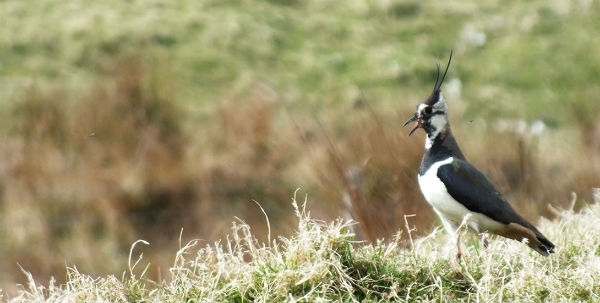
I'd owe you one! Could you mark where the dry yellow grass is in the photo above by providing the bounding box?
[6,192,600,302]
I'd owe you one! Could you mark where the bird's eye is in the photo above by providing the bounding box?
[423,106,432,115]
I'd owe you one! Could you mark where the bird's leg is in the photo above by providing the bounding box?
[455,232,463,260]
[481,233,489,250]
[438,216,462,259]
[455,214,472,260]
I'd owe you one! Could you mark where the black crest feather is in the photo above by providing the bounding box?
[425,51,452,106]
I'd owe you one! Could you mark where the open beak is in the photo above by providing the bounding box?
[402,115,421,136]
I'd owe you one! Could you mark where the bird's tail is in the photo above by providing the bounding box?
[497,222,555,256]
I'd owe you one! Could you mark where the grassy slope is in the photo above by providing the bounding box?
[2,1,598,120]
[8,196,600,303]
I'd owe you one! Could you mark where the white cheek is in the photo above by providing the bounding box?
[424,114,447,149]
[428,114,446,134]
[429,115,446,129]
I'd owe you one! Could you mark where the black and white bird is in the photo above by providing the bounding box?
[403,52,555,257]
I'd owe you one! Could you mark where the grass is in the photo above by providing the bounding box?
[0,0,600,298]
[7,194,600,302]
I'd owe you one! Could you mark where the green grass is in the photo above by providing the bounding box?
[3,0,597,120]
[8,196,600,302]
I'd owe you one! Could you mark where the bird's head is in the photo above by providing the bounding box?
[403,51,452,137]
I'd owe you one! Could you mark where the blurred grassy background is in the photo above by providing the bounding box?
[0,0,599,293]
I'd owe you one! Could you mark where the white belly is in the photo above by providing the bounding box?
[418,157,504,233]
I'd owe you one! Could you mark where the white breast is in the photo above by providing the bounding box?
[417,157,504,233]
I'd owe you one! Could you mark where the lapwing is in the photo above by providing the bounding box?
[403,52,555,257]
